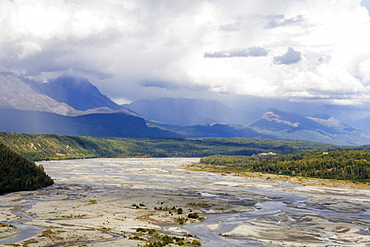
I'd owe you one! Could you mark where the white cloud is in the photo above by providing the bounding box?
[273,47,301,65]
[17,42,42,59]
[1,0,370,106]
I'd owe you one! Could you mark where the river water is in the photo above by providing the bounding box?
[1,158,370,246]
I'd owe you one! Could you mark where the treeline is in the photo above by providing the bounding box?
[200,150,370,182]
[0,132,346,161]
[0,140,53,194]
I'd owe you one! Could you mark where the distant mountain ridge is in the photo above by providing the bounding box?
[250,108,342,134]
[0,109,174,138]
[125,98,247,126]
[157,122,274,139]
[249,108,370,145]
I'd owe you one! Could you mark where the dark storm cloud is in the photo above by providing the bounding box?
[264,15,305,29]
[273,47,302,65]
[204,47,268,58]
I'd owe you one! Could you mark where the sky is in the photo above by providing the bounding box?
[1,0,370,106]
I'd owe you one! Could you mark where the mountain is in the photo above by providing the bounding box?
[125,98,254,126]
[0,73,173,138]
[157,122,273,139]
[0,140,53,194]
[1,72,370,144]
[0,109,175,138]
[354,116,370,132]
[39,75,123,111]
[0,72,76,115]
[249,108,370,145]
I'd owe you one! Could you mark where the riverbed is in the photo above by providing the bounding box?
[1,158,370,246]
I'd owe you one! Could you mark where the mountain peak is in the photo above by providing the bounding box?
[311,113,331,120]
[260,109,300,128]
[0,73,76,115]
[40,75,122,111]
[307,116,343,128]
[54,74,91,87]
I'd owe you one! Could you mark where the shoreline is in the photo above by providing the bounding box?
[187,164,370,191]
[0,223,19,242]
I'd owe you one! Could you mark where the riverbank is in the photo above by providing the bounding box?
[0,223,18,240]
[188,163,370,191]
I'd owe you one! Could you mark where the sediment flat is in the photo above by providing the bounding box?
[1,158,370,247]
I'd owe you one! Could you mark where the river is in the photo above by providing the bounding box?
[1,158,370,246]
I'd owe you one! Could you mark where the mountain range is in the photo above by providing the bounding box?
[1,72,370,145]
[249,109,368,145]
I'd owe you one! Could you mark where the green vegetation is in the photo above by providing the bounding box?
[136,228,157,234]
[0,140,53,194]
[0,132,351,161]
[187,213,200,219]
[133,228,201,246]
[39,229,59,237]
[177,217,187,225]
[200,150,370,182]
[87,199,97,205]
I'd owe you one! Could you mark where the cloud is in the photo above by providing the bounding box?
[273,47,302,65]
[204,47,268,58]
[0,0,370,107]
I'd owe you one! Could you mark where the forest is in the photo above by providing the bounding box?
[200,150,370,182]
[0,140,53,194]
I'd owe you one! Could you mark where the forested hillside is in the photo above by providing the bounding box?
[0,140,53,194]
[2,131,369,186]
[0,132,343,161]
[200,150,370,182]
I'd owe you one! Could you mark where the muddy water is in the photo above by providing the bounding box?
[2,158,370,246]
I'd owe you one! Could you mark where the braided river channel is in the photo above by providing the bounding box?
[1,158,370,246]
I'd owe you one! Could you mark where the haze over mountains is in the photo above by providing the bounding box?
[1,73,370,145]
[126,98,242,126]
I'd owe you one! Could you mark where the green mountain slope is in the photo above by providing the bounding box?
[0,140,53,194]
[0,132,347,162]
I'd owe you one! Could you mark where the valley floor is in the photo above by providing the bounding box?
[1,158,370,246]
